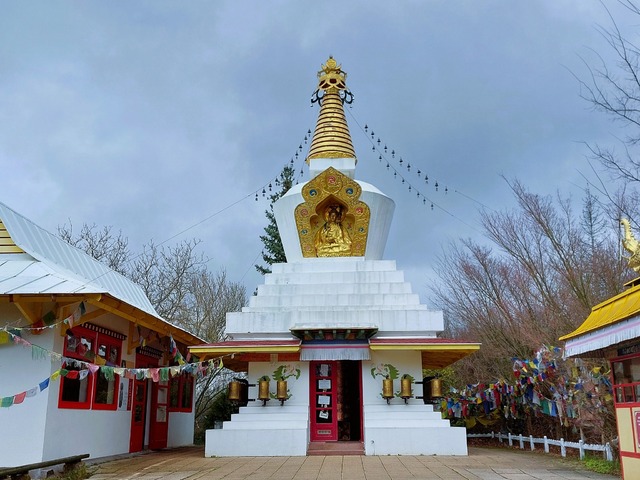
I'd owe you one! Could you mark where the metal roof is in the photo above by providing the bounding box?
[0,201,207,346]
[559,281,640,342]
[0,201,158,316]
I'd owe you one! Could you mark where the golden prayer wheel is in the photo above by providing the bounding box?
[430,378,443,398]
[228,381,242,402]
[400,378,413,399]
[276,380,288,404]
[382,378,394,403]
[258,379,270,404]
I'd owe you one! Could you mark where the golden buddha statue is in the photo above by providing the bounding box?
[315,205,352,257]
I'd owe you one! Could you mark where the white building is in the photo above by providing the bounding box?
[191,57,480,456]
[0,202,203,467]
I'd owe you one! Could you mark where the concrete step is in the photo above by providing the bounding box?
[223,420,307,430]
[271,260,397,274]
[364,404,435,413]
[231,413,308,422]
[257,282,413,296]
[307,441,364,456]
[364,412,444,422]
[238,405,308,414]
[247,292,422,309]
[365,419,451,428]
[241,304,428,313]
[264,270,405,285]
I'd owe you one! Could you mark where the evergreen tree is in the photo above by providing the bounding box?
[256,165,296,274]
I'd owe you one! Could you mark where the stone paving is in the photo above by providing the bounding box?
[87,446,619,480]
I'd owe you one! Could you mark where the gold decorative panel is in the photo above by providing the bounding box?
[295,167,370,258]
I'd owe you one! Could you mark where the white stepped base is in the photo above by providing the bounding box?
[223,420,307,430]
[363,403,468,455]
[366,418,450,428]
[365,404,435,413]
[364,426,468,455]
[238,405,308,414]
[205,428,308,456]
[205,405,308,456]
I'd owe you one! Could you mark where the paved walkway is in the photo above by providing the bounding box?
[88,446,619,479]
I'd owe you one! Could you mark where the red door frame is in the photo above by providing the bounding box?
[309,360,364,442]
[149,379,169,450]
[130,352,158,453]
[129,377,147,453]
[310,361,338,441]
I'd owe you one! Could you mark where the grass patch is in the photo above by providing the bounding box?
[582,454,620,476]
[46,463,95,480]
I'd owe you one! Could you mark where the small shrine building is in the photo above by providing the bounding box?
[190,57,480,456]
[561,221,640,479]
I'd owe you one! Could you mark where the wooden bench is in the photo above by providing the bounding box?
[0,454,90,479]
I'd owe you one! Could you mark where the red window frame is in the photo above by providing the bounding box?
[169,374,194,412]
[58,325,122,410]
[59,327,96,409]
[92,335,122,411]
[612,352,640,405]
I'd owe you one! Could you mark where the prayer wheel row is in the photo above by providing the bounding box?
[381,377,443,403]
[227,379,289,405]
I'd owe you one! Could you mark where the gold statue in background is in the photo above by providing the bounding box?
[315,205,352,257]
[621,218,640,272]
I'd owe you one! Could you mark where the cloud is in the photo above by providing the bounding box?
[0,0,630,300]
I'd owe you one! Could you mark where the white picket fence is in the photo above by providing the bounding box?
[467,432,614,461]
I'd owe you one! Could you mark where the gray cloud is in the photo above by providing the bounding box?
[0,0,630,300]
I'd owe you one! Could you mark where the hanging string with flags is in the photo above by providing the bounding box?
[441,345,612,428]
[0,330,227,408]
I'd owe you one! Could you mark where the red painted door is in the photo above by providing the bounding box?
[149,379,169,450]
[129,378,147,453]
[310,361,338,441]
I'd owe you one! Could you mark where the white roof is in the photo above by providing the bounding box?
[0,201,158,318]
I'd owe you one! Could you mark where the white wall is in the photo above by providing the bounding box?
[42,314,134,460]
[247,361,309,407]
[1,307,196,466]
[168,410,196,447]
[362,350,424,406]
[0,305,52,466]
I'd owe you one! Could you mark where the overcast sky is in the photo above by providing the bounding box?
[0,1,634,304]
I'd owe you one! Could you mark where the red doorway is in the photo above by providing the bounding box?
[129,377,147,453]
[148,379,169,450]
[130,352,167,452]
[309,360,362,443]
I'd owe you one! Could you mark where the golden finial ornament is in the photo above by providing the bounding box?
[621,218,640,272]
[306,56,356,163]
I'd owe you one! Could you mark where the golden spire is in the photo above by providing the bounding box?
[306,57,356,163]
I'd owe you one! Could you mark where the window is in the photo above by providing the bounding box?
[93,340,121,410]
[169,374,194,412]
[59,325,123,410]
[59,328,96,409]
[612,354,640,404]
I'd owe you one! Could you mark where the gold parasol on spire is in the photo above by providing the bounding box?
[306,57,356,163]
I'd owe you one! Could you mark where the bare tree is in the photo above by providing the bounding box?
[58,223,247,439]
[433,181,627,383]
[577,1,640,199]
[58,222,130,276]
[433,182,626,442]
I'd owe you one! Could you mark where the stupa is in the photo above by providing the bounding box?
[191,57,480,456]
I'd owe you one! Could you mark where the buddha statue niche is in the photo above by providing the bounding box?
[314,205,352,257]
